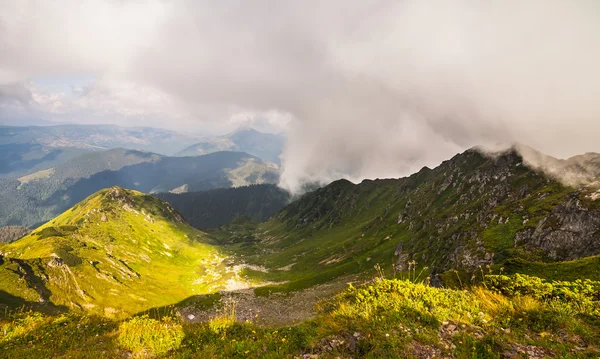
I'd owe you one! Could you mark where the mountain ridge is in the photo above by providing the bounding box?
[176,127,285,164]
[209,146,600,293]
[0,149,279,228]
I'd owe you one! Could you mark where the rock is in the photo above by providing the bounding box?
[47,256,64,267]
[523,193,600,260]
[100,213,108,222]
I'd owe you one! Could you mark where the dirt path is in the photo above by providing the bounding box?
[179,275,360,326]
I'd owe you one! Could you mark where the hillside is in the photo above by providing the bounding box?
[0,226,30,244]
[211,147,600,293]
[156,184,290,230]
[176,128,285,164]
[2,147,600,358]
[0,150,279,228]
[0,187,249,317]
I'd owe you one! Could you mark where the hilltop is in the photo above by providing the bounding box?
[0,187,249,317]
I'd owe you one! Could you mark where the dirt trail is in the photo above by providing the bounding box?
[179,275,360,326]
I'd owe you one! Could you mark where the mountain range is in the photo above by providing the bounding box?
[2,145,600,358]
[0,149,279,228]
[0,125,286,179]
[227,146,600,292]
[2,145,600,312]
[176,127,285,164]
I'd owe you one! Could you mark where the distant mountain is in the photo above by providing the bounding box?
[0,149,279,228]
[176,127,285,164]
[0,187,243,316]
[156,184,290,230]
[0,124,204,178]
[0,124,202,155]
[0,142,89,179]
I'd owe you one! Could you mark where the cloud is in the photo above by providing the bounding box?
[1,0,600,192]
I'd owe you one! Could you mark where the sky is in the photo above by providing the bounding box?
[1,0,600,192]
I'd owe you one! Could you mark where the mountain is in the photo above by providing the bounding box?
[2,146,600,358]
[0,187,248,317]
[210,146,600,292]
[516,144,600,187]
[0,149,279,228]
[0,142,90,179]
[0,124,204,178]
[0,124,202,155]
[156,184,290,230]
[176,127,285,164]
[2,147,600,358]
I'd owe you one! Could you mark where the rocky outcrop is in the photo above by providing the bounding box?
[47,256,65,268]
[521,193,600,260]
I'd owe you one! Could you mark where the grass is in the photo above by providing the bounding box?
[502,255,600,281]
[0,187,240,318]
[1,274,599,358]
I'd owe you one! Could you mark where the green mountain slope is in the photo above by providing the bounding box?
[156,184,290,230]
[2,147,600,358]
[176,128,285,164]
[0,187,247,318]
[0,150,279,228]
[212,147,600,292]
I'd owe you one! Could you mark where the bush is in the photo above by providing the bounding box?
[118,315,184,357]
[484,273,600,315]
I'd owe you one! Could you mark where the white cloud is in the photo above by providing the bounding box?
[1,0,600,192]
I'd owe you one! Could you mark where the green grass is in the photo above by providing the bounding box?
[502,256,600,281]
[2,275,599,358]
[0,187,240,318]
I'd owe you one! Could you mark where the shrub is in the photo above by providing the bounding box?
[484,273,600,315]
[118,315,184,357]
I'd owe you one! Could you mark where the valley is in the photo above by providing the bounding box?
[2,3,598,356]
[1,146,600,358]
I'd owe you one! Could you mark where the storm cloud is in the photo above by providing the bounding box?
[1,0,600,192]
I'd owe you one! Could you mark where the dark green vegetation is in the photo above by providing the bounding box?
[0,226,30,244]
[156,184,290,230]
[2,275,599,358]
[0,187,245,318]
[0,149,279,227]
[176,127,285,164]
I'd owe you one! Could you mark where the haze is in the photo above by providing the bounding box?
[1,0,599,192]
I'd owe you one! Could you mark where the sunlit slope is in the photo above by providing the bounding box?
[0,187,241,317]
